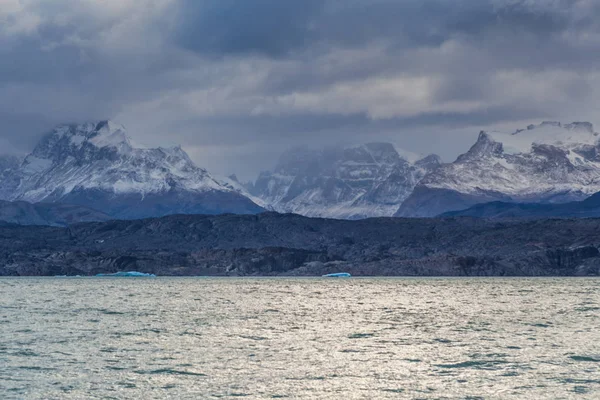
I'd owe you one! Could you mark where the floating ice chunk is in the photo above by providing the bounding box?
[322,272,352,278]
[96,271,156,277]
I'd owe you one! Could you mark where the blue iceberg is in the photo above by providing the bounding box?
[322,272,352,278]
[96,271,156,277]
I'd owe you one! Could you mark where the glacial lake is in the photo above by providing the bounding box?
[1,277,600,399]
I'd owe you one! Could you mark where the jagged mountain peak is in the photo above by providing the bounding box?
[0,121,264,218]
[252,141,440,219]
[28,121,203,174]
[415,154,442,168]
[52,120,130,148]
[457,131,504,161]
[397,121,600,217]
[32,120,133,163]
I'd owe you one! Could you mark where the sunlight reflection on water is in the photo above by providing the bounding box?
[1,277,599,399]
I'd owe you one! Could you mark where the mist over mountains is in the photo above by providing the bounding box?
[2,120,600,222]
[248,143,441,219]
[1,120,600,276]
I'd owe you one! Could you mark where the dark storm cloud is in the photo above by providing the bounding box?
[175,0,324,57]
[169,0,600,113]
[1,0,599,179]
[173,0,582,56]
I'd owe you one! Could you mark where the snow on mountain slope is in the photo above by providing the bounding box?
[0,121,264,218]
[250,143,441,219]
[489,121,598,155]
[396,121,600,217]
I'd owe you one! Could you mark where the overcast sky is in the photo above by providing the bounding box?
[1,0,600,180]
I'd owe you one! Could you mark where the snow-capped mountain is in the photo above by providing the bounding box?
[396,121,600,217]
[6,119,597,221]
[0,121,264,219]
[249,143,441,219]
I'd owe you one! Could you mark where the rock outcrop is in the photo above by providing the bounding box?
[1,213,600,277]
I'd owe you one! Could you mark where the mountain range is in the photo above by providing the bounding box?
[250,121,600,219]
[248,143,441,219]
[396,121,600,217]
[0,121,263,219]
[1,120,600,223]
[441,192,600,219]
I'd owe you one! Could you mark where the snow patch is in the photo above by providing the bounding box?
[89,122,131,150]
[488,122,599,155]
[22,156,52,174]
[0,121,251,205]
[421,121,600,203]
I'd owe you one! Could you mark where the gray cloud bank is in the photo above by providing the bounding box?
[1,0,599,179]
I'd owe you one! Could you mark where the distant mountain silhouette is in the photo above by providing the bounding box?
[0,200,111,226]
[440,192,600,218]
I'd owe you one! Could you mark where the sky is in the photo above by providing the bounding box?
[1,0,600,180]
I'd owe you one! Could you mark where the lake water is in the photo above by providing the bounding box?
[1,278,600,399]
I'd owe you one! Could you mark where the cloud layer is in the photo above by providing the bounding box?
[1,0,599,178]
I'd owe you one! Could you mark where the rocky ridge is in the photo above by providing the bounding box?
[2,213,600,277]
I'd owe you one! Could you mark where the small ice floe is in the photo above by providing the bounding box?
[322,272,352,278]
[96,271,156,277]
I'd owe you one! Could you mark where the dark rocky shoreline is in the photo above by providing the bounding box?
[2,212,600,277]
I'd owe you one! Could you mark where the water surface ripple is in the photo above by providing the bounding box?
[1,278,599,399]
